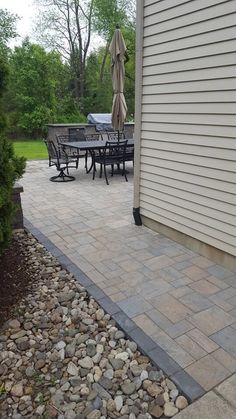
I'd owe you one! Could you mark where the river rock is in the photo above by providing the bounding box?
[121,382,136,395]
[175,396,188,410]
[78,356,94,369]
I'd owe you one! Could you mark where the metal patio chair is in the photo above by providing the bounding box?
[44,139,76,182]
[56,134,81,169]
[92,140,128,185]
[107,131,125,142]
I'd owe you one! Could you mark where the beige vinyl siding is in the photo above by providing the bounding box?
[138,0,236,256]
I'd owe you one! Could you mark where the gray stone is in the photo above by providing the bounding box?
[98,376,113,391]
[92,383,111,400]
[87,343,96,357]
[67,361,79,376]
[10,330,26,340]
[65,410,76,419]
[93,396,103,410]
[78,356,94,369]
[35,359,46,370]
[115,330,125,340]
[11,383,23,397]
[103,369,114,380]
[127,341,138,353]
[8,319,21,329]
[121,382,136,395]
[15,337,30,351]
[69,375,81,387]
[24,322,33,330]
[65,343,76,357]
[58,290,75,303]
[130,365,142,377]
[148,370,162,382]
[25,367,35,378]
[110,358,124,370]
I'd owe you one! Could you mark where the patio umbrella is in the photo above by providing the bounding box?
[109,26,127,137]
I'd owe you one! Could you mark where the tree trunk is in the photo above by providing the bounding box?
[99,41,109,83]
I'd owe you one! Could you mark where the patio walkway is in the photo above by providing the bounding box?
[21,160,236,402]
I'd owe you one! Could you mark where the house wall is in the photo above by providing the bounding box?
[134,0,236,265]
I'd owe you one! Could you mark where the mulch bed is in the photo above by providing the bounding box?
[0,234,34,328]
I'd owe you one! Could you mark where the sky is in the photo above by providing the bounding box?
[0,0,103,50]
[0,0,35,46]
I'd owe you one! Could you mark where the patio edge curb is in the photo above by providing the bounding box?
[23,217,205,403]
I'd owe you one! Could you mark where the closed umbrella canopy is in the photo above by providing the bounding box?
[109,27,127,133]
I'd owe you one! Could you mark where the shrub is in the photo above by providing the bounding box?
[0,135,26,254]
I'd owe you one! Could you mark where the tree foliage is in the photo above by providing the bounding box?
[5,40,85,136]
[1,1,136,137]
[34,0,95,107]
[0,9,25,254]
[0,8,18,49]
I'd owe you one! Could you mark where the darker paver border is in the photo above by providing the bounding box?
[24,217,205,402]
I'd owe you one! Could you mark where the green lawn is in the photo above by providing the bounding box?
[13,139,47,160]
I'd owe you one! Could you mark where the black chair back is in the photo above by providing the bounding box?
[85,133,102,141]
[107,131,125,142]
[44,139,59,160]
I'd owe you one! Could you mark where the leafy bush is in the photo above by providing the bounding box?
[0,135,26,254]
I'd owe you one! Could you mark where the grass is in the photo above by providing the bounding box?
[13,139,47,160]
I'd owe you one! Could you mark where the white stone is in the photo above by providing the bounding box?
[65,317,72,326]
[170,389,179,400]
[96,344,104,354]
[115,352,129,361]
[96,309,105,321]
[56,341,66,350]
[80,386,90,396]
[36,405,45,415]
[67,362,79,376]
[164,402,179,417]
[59,348,65,360]
[140,370,149,381]
[114,395,123,411]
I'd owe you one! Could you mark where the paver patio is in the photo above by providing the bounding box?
[21,160,236,399]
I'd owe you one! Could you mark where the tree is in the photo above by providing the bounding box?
[0,8,18,49]
[0,8,19,129]
[5,40,68,135]
[93,0,135,82]
[34,0,95,109]
[0,9,25,254]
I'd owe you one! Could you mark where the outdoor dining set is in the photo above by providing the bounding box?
[44,132,134,185]
[45,25,132,186]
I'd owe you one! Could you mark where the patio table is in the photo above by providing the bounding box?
[61,139,134,173]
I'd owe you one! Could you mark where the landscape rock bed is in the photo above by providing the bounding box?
[0,231,188,418]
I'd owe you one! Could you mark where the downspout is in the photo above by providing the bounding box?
[133,0,144,226]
